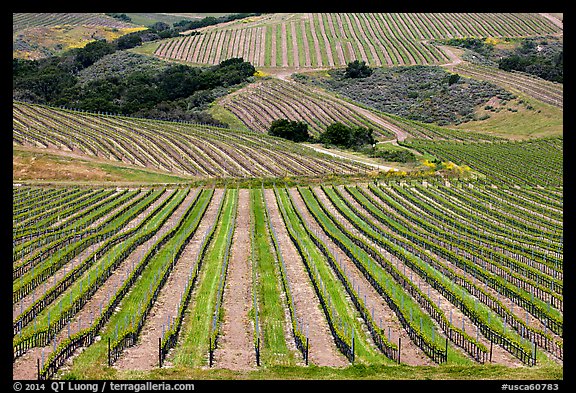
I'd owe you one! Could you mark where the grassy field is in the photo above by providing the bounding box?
[13,146,193,185]
[453,93,563,140]
[65,363,562,380]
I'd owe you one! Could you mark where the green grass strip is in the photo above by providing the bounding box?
[172,189,237,367]
[251,188,295,366]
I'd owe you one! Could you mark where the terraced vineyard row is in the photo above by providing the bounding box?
[381,114,504,142]
[219,78,396,138]
[154,13,561,67]
[12,181,562,379]
[12,13,136,33]
[13,101,371,179]
[218,77,514,142]
[403,137,563,187]
[453,62,563,109]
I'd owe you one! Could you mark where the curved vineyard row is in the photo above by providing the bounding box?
[13,13,136,33]
[403,137,563,187]
[219,78,396,138]
[13,101,373,179]
[12,181,562,379]
[154,13,560,68]
[325,184,561,359]
[453,62,563,109]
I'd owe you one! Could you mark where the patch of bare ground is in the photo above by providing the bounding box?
[290,22,300,68]
[114,189,225,371]
[13,151,119,182]
[263,188,348,367]
[300,19,312,67]
[437,45,463,68]
[213,189,256,371]
[14,145,182,180]
[305,144,396,173]
[12,189,195,380]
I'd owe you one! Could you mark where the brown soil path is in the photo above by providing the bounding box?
[115,189,225,370]
[300,19,312,67]
[305,144,396,172]
[290,21,300,68]
[263,188,348,367]
[437,44,462,68]
[213,189,256,371]
[13,189,196,380]
[280,22,289,67]
[288,187,432,366]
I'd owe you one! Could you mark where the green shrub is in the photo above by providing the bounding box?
[268,119,311,142]
[372,149,417,163]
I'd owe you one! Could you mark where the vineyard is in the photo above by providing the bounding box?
[403,137,563,187]
[13,102,372,180]
[12,11,563,382]
[154,13,561,68]
[12,13,137,33]
[218,77,518,143]
[12,179,562,379]
[218,77,397,138]
[453,62,564,109]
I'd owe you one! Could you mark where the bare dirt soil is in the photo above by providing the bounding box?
[213,189,257,371]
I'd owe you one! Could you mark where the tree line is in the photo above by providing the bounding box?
[269,119,375,149]
[13,34,255,124]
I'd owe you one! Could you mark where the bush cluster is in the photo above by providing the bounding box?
[13,46,255,125]
[299,65,513,126]
[498,39,563,83]
[344,60,373,78]
[372,149,416,163]
[318,122,375,149]
[447,36,563,83]
[268,119,311,142]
